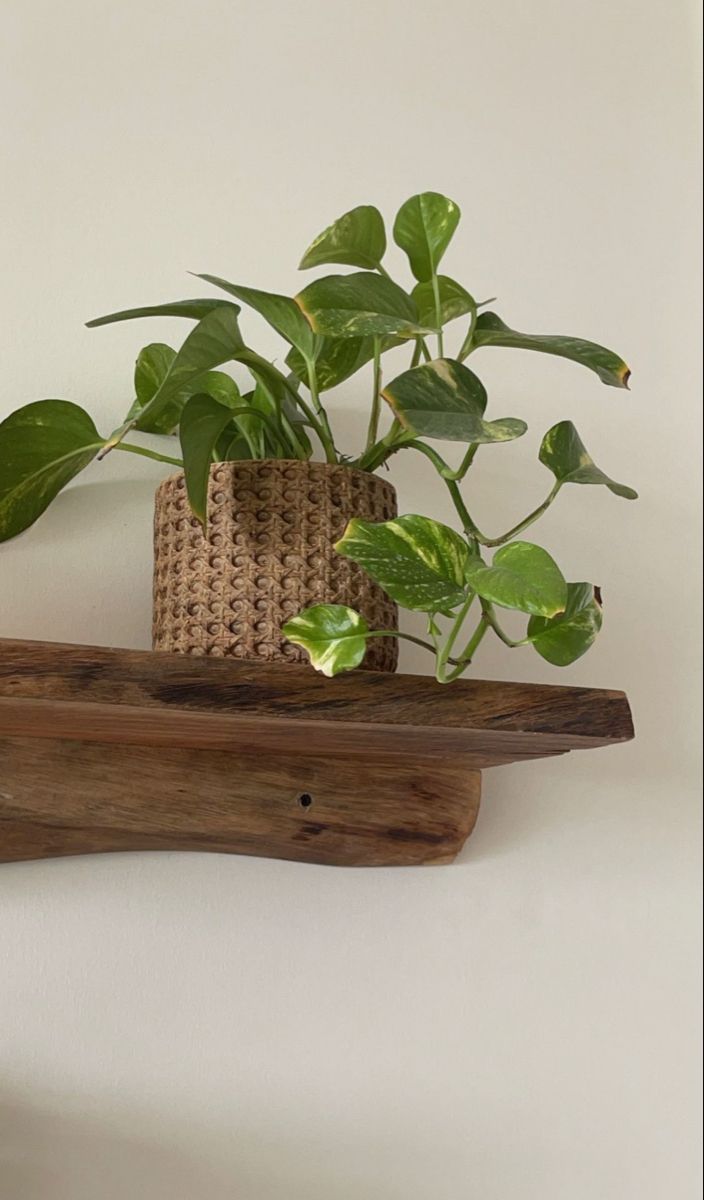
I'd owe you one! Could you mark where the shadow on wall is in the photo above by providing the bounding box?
[0,1099,231,1200]
[1,1096,412,1200]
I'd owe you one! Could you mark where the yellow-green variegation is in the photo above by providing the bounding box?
[282,604,371,676]
[527,582,603,665]
[393,192,461,282]
[295,273,431,340]
[470,312,631,389]
[464,542,568,618]
[0,188,637,684]
[299,205,387,271]
[383,358,527,444]
[539,421,637,498]
[335,515,470,613]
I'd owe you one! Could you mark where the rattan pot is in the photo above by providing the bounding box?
[153,460,398,671]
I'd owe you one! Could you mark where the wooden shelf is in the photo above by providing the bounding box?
[0,638,634,868]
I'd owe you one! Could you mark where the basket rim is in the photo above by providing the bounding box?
[154,458,397,495]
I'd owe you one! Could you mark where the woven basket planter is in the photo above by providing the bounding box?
[153,460,398,671]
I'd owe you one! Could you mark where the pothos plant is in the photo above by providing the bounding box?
[0,191,636,682]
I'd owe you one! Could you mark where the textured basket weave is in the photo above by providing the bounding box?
[153,460,398,671]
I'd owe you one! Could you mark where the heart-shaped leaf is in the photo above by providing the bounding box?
[465,542,567,617]
[127,344,244,435]
[393,192,461,282]
[196,275,318,359]
[528,582,603,665]
[383,358,527,444]
[134,307,246,432]
[335,514,470,613]
[299,205,387,271]
[86,297,239,328]
[282,604,370,677]
[411,276,475,329]
[179,393,239,524]
[472,312,631,389]
[295,272,430,339]
[126,343,179,432]
[0,400,104,542]
[540,421,638,498]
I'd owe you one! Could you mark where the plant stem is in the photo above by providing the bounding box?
[282,380,327,449]
[97,419,136,459]
[435,594,475,682]
[115,443,184,468]
[377,262,433,363]
[452,443,479,480]
[404,440,484,549]
[443,616,490,681]
[405,439,475,483]
[305,360,337,464]
[483,484,562,546]
[365,337,383,452]
[445,478,483,545]
[431,271,444,357]
[457,301,478,362]
[365,628,462,664]
[406,443,560,548]
[353,421,412,473]
[481,602,522,647]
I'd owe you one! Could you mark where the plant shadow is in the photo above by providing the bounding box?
[0,1094,417,1200]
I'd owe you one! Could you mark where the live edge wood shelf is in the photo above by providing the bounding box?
[0,638,634,868]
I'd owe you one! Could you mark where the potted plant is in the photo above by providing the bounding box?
[0,191,636,680]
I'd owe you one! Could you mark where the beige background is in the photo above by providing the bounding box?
[0,1,701,1197]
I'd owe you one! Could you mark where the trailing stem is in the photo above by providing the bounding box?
[365,338,383,452]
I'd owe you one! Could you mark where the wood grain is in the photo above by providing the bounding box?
[0,737,480,867]
[0,638,633,867]
[0,638,634,761]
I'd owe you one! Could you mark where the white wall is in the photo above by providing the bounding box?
[0,2,701,1197]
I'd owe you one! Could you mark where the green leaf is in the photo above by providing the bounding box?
[195,275,318,359]
[411,276,475,328]
[383,358,527,444]
[196,370,243,410]
[127,344,244,435]
[392,192,461,282]
[286,334,403,392]
[0,400,104,542]
[179,393,237,524]
[295,272,430,339]
[135,307,246,431]
[126,343,179,432]
[465,542,568,617]
[279,390,314,460]
[528,582,603,665]
[299,205,387,271]
[242,377,308,459]
[287,336,375,391]
[282,604,370,677]
[215,425,254,461]
[335,514,470,613]
[86,298,239,328]
[540,421,638,499]
[472,312,631,389]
